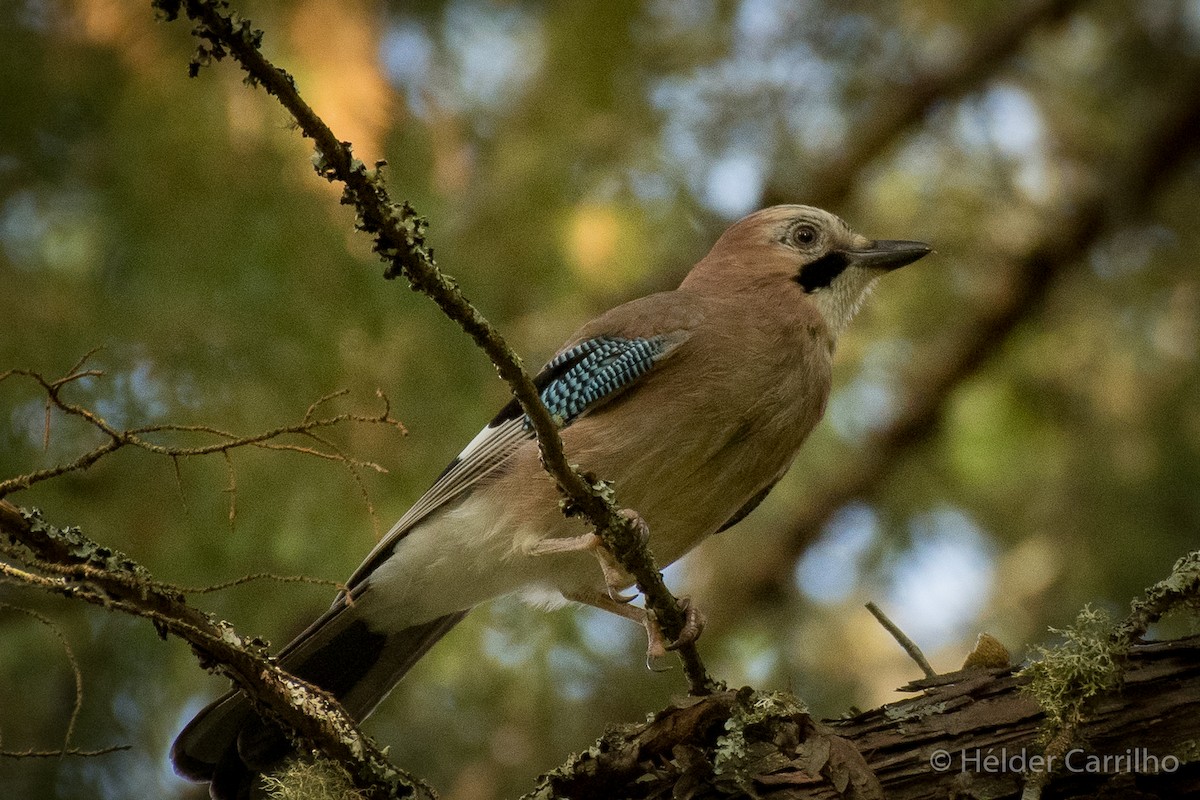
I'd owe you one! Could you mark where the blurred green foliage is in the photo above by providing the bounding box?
[1,0,1198,798]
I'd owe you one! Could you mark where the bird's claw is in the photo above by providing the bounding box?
[645,650,672,672]
[592,509,650,602]
[644,610,671,669]
[607,584,638,604]
[664,596,706,652]
[593,540,638,604]
[602,509,649,603]
[617,507,651,546]
[642,597,706,668]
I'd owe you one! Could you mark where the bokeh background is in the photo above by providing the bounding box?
[3,0,1200,797]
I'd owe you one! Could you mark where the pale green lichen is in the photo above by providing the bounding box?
[19,507,150,579]
[1019,605,1126,736]
[882,700,949,723]
[260,758,363,800]
[1116,550,1200,641]
[713,690,808,795]
[1171,738,1200,764]
[520,722,639,800]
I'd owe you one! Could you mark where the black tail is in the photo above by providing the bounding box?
[171,601,467,799]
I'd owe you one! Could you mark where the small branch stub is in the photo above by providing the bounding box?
[866,601,936,679]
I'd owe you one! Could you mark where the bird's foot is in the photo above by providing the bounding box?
[644,596,707,666]
[565,589,706,670]
[616,507,651,546]
[667,597,706,651]
[527,532,637,603]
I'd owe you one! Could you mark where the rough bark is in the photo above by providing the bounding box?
[526,635,1200,800]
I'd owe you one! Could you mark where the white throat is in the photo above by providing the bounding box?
[809,266,881,342]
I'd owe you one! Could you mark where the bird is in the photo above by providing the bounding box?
[172,204,931,798]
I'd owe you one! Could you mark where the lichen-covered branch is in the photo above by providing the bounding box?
[0,503,434,800]
[524,632,1200,800]
[1015,551,1200,797]
[151,0,713,692]
[524,688,882,800]
[1115,550,1200,643]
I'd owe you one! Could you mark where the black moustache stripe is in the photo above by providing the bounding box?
[795,251,849,292]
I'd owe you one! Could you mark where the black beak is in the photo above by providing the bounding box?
[846,239,932,271]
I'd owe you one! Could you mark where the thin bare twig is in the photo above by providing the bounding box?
[62,346,106,381]
[0,363,404,505]
[0,605,86,759]
[175,571,347,595]
[304,388,350,424]
[301,429,383,540]
[0,745,131,759]
[170,455,189,513]
[220,450,237,533]
[865,601,936,679]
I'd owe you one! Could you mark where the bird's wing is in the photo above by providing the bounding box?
[715,473,783,533]
[342,333,686,593]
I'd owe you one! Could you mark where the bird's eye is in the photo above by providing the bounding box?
[793,225,817,246]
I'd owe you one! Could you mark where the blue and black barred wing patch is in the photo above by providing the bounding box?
[344,335,673,591]
[491,335,670,428]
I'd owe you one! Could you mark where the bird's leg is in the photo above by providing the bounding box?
[566,589,707,667]
[527,532,637,603]
[566,589,670,664]
[602,509,706,653]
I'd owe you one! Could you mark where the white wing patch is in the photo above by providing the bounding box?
[343,416,532,592]
[393,417,529,536]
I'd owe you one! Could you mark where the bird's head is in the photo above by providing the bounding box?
[683,205,931,340]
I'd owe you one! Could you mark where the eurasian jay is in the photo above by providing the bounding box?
[172,204,930,797]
